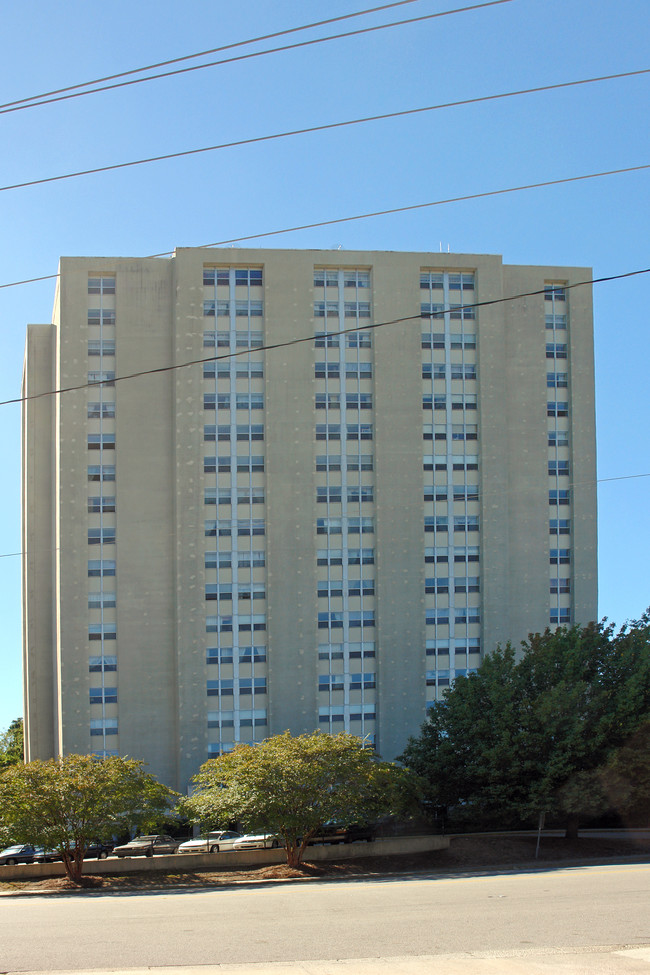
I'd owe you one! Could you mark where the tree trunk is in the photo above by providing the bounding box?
[564,814,580,840]
[62,850,84,884]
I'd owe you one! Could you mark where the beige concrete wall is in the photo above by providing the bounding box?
[22,324,56,761]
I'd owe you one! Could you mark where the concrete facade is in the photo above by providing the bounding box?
[22,248,597,791]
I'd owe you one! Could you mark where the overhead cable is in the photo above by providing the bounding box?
[3,68,648,194]
[6,267,649,409]
[0,1,515,116]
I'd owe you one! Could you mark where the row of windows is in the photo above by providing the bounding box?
[315,332,372,348]
[90,719,117,736]
[422,333,476,350]
[422,363,477,380]
[545,314,567,328]
[205,519,265,537]
[206,646,266,664]
[424,456,478,471]
[208,678,267,695]
[318,580,375,598]
[423,485,479,502]
[203,361,263,379]
[550,520,570,534]
[317,486,373,503]
[89,655,116,671]
[206,584,265,600]
[319,673,376,690]
[426,639,481,655]
[89,623,116,639]
[425,516,479,532]
[208,709,267,728]
[420,272,475,291]
[549,490,570,504]
[317,548,374,565]
[426,609,481,625]
[88,433,115,449]
[88,496,115,513]
[88,340,115,356]
[550,579,571,593]
[205,424,263,441]
[90,687,117,704]
[317,517,373,535]
[203,299,263,317]
[204,331,263,348]
[423,394,477,410]
[549,461,569,475]
[88,310,115,326]
[547,372,568,388]
[316,454,373,471]
[316,424,373,440]
[549,430,569,447]
[204,488,265,505]
[88,465,115,481]
[315,362,372,379]
[546,343,567,359]
[318,611,375,628]
[316,393,372,410]
[204,393,263,410]
[425,546,479,563]
[205,456,264,473]
[204,268,263,287]
[314,270,370,289]
[421,303,475,320]
[206,615,266,632]
[88,402,115,419]
[423,424,478,441]
[318,641,375,660]
[314,301,371,318]
[425,577,480,593]
[88,592,115,608]
[88,529,115,545]
[205,551,265,569]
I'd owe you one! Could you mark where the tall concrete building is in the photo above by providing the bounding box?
[22,248,597,791]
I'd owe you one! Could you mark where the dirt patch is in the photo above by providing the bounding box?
[2,834,649,894]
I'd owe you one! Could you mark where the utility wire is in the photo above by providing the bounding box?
[0,1,514,116]
[3,67,647,195]
[1,163,648,291]
[7,267,650,410]
[0,0,425,111]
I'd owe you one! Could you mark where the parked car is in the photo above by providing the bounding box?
[0,844,37,865]
[113,835,179,858]
[177,831,242,854]
[33,840,113,863]
[307,823,376,845]
[232,833,281,851]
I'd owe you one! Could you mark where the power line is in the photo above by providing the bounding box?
[4,67,647,195]
[6,267,649,410]
[0,0,424,111]
[0,1,514,116]
[1,164,648,292]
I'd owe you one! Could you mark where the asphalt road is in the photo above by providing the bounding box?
[1,862,649,973]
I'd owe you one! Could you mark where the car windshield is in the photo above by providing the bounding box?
[1,846,23,854]
[131,836,157,843]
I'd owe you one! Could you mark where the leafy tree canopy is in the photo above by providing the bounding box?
[183,731,419,866]
[401,614,650,835]
[0,754,177,883]
[0,718,24,771]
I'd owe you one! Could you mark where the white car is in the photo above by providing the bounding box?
[232,833,281,851]
[177,831,242,854]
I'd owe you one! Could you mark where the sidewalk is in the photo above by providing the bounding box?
[15,947,650,975]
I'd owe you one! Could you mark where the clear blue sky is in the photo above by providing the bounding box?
[0,0,648,733]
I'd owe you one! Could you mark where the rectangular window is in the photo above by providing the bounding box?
[87,309,115,326]
[315,362,341,379]
[88,528,116,545]
[344,301,371,318]
[87,496,116,513]
[89,686,117,705]
[550,578,571,594]
[549,489,570,505]
[346,331,372,348]
[88,559,116,576]
[545,313,567,329]
[548,430,569,447]
[89,655,117,672]
[450,363,477,380]
[547,402,569,417]
[87,371,115,386]
[314,300,340,317]
[88,622,116,640]
[550,609,572,624]
[88,276,115,295]
[347,485,373,503]
[549,461,570,476]
[547,372,568,388]
[90,718,118,736]
[550,548,571,564]
[316,424,341,440]
[88,339,115,357]
[87,465,115,481]
[345,362,373,379]
[87,402,115,418]
[347,517,374,534]
[315,393,341,410]
[346,424,373,440]
[346,393,372,410]
[550,519,571,535]
[88,591,116,610]
[546,343,567,359]
[87,433,115,450]
[544,285,566,301]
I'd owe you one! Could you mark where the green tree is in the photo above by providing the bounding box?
[183,731,418,867]
[0,718,24,771]
[402,614,650,836]
[0,754,177,883]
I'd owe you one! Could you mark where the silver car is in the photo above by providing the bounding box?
[113,835,179,858]
[177,831,242,854]
[232,833,281,851]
